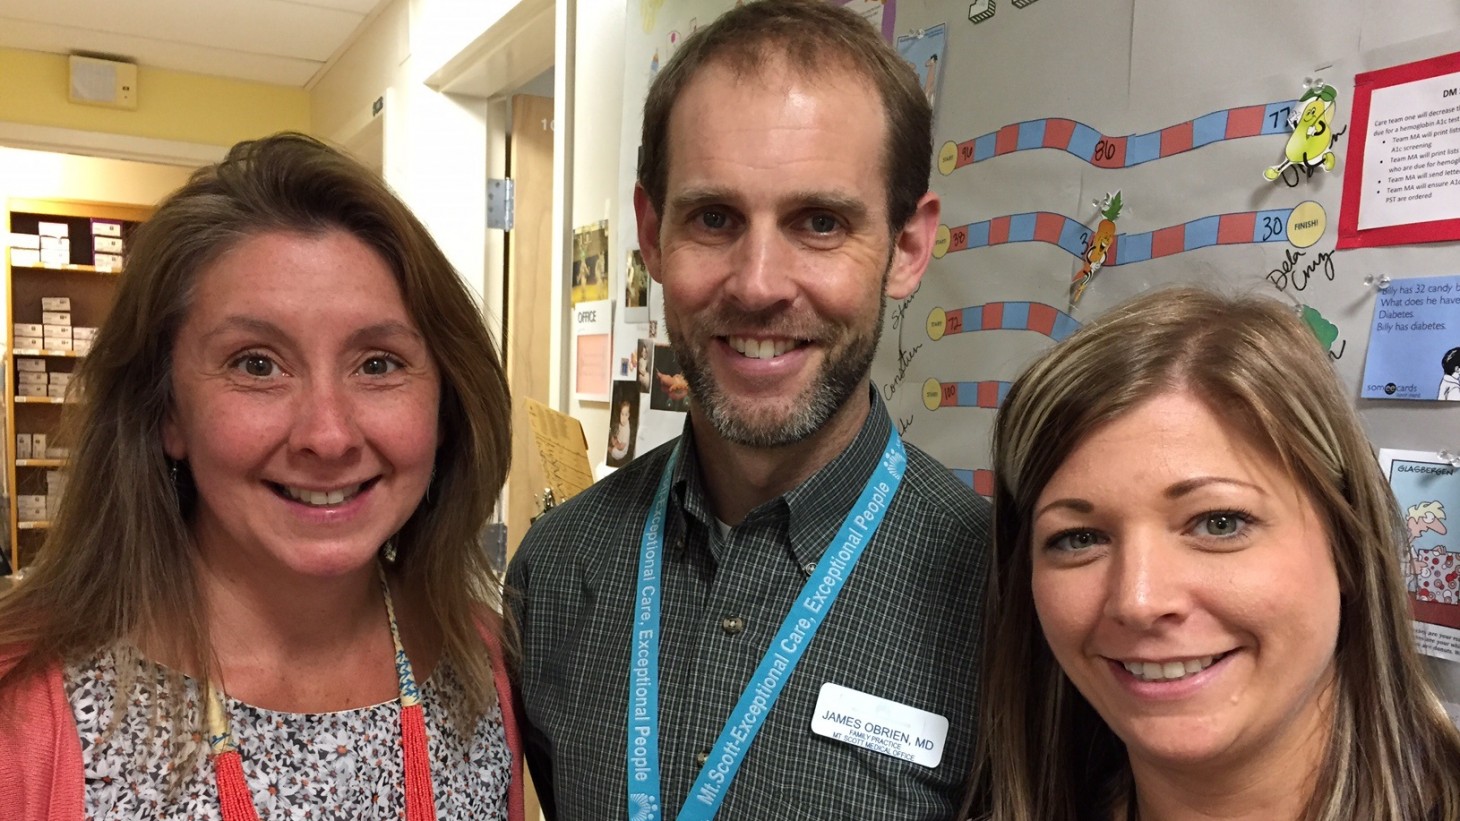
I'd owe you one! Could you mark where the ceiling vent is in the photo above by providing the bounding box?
[68,55,138,110]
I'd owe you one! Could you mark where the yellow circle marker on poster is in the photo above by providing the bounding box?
[1286,201,1326,249]
[938,141,958,176]
[922,378,943,411]
[933,224,951,259]
[926,307,947,341]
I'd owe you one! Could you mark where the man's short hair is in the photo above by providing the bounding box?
[1444,346,1460,375]
[638,0,933,233]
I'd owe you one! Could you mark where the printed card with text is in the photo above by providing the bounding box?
[1361,273,1460,400]
[1380,448,1460,662]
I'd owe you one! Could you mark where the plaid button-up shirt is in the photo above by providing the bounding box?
[508,394,991,820]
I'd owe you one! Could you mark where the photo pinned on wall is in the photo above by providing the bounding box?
[1360,273,1460,400]
[606,380,642,468]
[896,23,947,121]
[616,348,636,381]
[649,344,690,413]
[636,338,654,393]
[624,249,651,324]
[833,0,897,43]
[1380,448,1460,663]
[571,221,610,305]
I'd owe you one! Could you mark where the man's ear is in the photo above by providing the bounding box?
[634,184,665,284]
[885,191,941,300]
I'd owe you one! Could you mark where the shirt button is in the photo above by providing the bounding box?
[721,616,745,635]
[695,749,710,766]
[802,561,817,575]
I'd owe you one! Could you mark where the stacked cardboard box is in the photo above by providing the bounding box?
[46,469,67,519]
[13,323,41,352]
[42,296,72,353]
[14,356,45,397]
[72,326,97,356]
[17,493,46,523]
[38,222,70,267]
[92,219,124,271]
[7,231,39,267]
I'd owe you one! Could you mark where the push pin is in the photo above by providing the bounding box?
[530,487,557,525]
[1364,274,1391,291]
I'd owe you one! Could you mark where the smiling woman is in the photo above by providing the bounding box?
[0,134,524,821]
[965,287,1460,821]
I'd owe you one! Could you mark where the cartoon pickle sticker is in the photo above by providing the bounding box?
[1264,78,1339,183]
[1070,190,1122,310]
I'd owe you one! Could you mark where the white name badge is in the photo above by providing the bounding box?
[809,682,949,768]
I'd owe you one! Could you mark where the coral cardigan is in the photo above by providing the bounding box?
[0,625,525,821]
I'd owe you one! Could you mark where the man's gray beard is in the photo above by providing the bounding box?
[671,299,885,448]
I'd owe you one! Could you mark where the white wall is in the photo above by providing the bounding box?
[310,0,494,309]
[313,0,628,467]
[566,0,625,467]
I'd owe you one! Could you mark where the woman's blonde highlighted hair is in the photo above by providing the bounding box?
[967,286,1460,821]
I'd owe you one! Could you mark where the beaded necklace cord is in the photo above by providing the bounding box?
[205,565,435,821]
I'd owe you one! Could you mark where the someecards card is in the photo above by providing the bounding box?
[1361,273,1460,400]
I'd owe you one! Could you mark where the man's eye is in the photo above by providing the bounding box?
[808,213,839,234]
[699,210,728,230]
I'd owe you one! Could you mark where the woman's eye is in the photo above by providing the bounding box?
[1047,530,1103,552]
[235,354,277,377]
[361,356,400,376]
[1200,512,1245,537]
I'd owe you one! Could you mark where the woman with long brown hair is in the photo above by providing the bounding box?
[0,133,524,820]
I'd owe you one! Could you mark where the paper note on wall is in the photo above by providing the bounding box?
[524,397,595,504]
[1361,273,1460,400]
[1380,447,1460,663]
[574,299,613,402]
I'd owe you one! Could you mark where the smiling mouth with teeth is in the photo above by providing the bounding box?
[273,480,374,507]
[727,336,807,360]
[1120,651,1230,682]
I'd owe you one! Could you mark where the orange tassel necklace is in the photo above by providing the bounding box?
[205,566,435,821]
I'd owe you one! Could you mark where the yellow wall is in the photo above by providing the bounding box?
[0,48,309,147]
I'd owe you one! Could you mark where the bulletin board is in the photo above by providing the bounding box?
[610,0,1460,704]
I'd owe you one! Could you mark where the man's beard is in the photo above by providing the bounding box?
[670,295,885,449]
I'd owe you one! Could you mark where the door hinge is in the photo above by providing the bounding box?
[487,178,515,231]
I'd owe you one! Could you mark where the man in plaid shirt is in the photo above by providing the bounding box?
[508,2,990,818]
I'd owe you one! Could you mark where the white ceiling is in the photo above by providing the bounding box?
[0,0,392,88]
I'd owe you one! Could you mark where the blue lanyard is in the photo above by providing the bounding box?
[626,428,906,821]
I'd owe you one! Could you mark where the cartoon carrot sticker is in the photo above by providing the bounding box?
[1070,190,1122,309]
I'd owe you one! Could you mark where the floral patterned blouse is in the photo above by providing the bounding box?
[64,647,510,820]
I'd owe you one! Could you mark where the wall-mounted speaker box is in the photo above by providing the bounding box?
[68,55,138,110]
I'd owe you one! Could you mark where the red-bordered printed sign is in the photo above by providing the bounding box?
[1339,51,1460,249]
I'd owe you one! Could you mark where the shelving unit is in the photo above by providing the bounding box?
[5,198,151,577]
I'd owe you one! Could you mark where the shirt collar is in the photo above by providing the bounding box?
[669,387,893,567]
